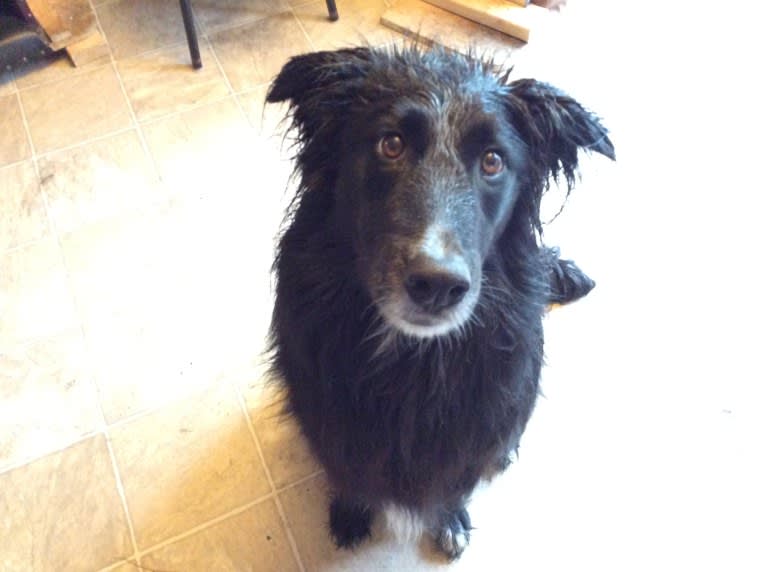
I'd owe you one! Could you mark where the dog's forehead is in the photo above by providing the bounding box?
[369,86,508,144]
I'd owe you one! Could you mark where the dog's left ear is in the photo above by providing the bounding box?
[266,48,373,144]
[507,79,615,188]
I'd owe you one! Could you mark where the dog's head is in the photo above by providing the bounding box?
[268,47,614,339]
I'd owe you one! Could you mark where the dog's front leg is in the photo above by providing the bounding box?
[329,494,374,549]
[433,505,473,560]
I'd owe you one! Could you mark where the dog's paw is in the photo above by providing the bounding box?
[435,507,472,560]
[329,496,373,549]
[548,256,596,305]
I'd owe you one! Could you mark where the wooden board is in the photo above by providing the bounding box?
[24,0,69,45]
[381,0,524,56]
[24,0,98,52]
[421,0,549,42]
[65,30,109,66]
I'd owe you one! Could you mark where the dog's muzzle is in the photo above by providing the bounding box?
[379,243,479,339]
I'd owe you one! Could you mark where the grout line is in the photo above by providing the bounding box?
[103,430,142,567]
[275,468,325,494]
[110,57,164,186]
[24,83,233,167]
[96,559,140,572]
[88,1,164,190]
[198,25,236,98]
[135,91,233,126]
[13,58,113,94]
[0,156,32,173]
[290,6,319,52]
[198,6,293,39]
[95,560,138,572]
[102,378,226,432]
[233,382,307,572]
[14,90,38,161]
[134,490,275,560]
[0,429,102,476]
[33,125,136,160]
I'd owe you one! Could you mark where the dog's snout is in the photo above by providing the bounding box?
[405,257,471,313]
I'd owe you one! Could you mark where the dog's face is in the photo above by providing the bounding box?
[334,85,526,338]
[268,47,614,339]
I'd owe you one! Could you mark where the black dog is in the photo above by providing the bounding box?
[266,46,614,560]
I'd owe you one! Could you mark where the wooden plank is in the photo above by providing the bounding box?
[65,30,109,66]
[24,0,69,45]
[421,0,550,42]
[24,0,98,51]
[381,0,523,56]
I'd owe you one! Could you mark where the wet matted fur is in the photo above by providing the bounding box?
[266,45,614,560]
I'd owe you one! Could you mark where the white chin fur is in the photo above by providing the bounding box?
[389,316,463,339]
[384,504,426,542]
[379,292,478,340]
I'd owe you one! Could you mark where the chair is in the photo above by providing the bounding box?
[179,0,339,69]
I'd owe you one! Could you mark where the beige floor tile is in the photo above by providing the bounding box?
[19,65,133,154]
[0,161,48,253]
[0,330,102,472]
[140,97,259,194]
[141,498,300,572]
[246,380,321,489]
[294,0,398,51]
[96,0,188,60]
[209,12,312,93]
[192,0,290,34]
[38,129,161,236]
[59,208,231,421]
[0,239,79,344]
[117,41,230,122]
[13,51,111,91]
[58,168,278,422]
[0,94,31,166]
[236,83,290,140]
[109,383,272,549]
[0,435,133,571]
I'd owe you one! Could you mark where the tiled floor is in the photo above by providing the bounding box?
[1,1,764,571]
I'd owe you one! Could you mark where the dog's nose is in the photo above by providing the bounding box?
[405,258,471,313]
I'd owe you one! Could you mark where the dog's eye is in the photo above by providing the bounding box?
[379,134,405,160]
[480,151,504,176]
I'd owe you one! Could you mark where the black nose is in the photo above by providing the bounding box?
[405,268,470,313]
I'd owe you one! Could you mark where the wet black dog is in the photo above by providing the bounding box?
[267,46,614,560]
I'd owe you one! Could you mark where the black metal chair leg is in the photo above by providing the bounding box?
[326,0,339,21]
[179,0,202,69]
[180,0,337,68]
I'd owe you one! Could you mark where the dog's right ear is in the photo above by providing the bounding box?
[267,48,373,142]
[506,79,615,181]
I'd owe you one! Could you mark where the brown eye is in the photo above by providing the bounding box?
[379,133,405,159]
[481,150,504,176]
